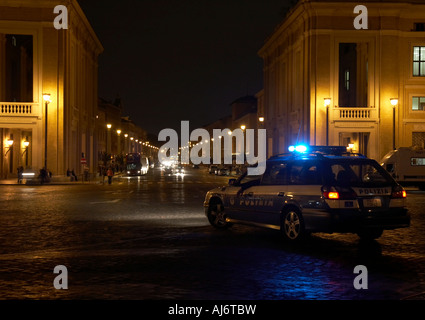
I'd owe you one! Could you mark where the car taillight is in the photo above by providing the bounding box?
[322,186,356,200]
[322,186,339,199]
[324,191,339,199]
[391,186,407,198]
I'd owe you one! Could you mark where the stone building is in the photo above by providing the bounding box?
[0,0,103,178]
[258,0,425,161]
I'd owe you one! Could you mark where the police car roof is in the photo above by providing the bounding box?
[268,146,368,161]
[269,153,361,159]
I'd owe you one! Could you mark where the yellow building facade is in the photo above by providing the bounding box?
[259,0,425,161]
[0,0,103,178]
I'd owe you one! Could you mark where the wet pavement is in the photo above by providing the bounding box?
[0,168,425,301]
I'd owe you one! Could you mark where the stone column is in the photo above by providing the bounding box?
[0,34,6,101]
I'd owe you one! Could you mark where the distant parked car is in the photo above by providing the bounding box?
[23,168,39,184]
[215,166,230,176]
[209,165,218,174]
[173,165,185,175]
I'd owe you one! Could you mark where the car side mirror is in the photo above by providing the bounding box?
[228,178,236,186]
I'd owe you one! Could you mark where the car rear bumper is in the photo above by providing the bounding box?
[330,208,410,231]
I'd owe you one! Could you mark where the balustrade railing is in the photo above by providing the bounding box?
[333,106,377,120]
[0,103,38,116]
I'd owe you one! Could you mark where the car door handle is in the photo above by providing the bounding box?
[245,192,254,197]
[278,192,285,197]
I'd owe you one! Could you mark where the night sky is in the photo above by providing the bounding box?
[78,0,293,135]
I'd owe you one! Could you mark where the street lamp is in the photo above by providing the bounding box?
[22,139,30,166]
[258,117,264,123]
[130,137,134,152]
[324,98,331,146]
[5,138,13,156]
[123,133,128,153]
[22,139,29,155]
[116,130,121,154]
[240,125,246,130]
[106,123,112,154]
[43,93,51,169]
[391,98,398,150]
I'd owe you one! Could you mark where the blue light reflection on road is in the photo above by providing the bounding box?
[258,254,354,299]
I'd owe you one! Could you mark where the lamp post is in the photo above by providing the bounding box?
[106,124,112,154]
[22,139,30,167]
[5,138,13,156]
[240,125,246,161]
[43,93,51,169]
[124,133,128,153]
[324,98,331,146]
[390,98,398,150]
[116,129,121,155]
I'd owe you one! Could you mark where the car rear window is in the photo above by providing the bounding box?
[261,160,323,185]
[325,160,394,187]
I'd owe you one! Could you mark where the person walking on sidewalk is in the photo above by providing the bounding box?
[107,167,113,184]
[17,166,23,184]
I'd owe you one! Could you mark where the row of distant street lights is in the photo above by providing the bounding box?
[105,123,159,153]
[174,119,265,154]
[39,92,159,171]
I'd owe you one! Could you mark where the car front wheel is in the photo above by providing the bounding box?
[281,208,305,241]
[207,202,230,229]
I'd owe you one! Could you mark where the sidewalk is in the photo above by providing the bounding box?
[0,174,107,185]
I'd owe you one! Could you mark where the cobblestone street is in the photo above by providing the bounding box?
[0,168,424,301]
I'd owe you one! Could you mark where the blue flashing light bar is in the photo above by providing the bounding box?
[288,145,308,153]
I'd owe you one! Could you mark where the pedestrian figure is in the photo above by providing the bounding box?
[107,167,113,184]
[71,169,78,181]
[39,167,48,184]
[17,166,23,184]
[83,165,89,181]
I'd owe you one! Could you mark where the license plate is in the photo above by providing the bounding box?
[363,197,382,207]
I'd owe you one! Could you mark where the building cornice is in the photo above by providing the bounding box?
[0,0,104,55]
[258,0,425,59]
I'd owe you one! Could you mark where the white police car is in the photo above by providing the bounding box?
[204,145,410,241]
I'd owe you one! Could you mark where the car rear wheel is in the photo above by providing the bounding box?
[207,201,230,229]
[281,208,305,241]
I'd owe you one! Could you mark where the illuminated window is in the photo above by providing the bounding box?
[344,70,350,91]
[412,96,425,111]
[413,46,425,76]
